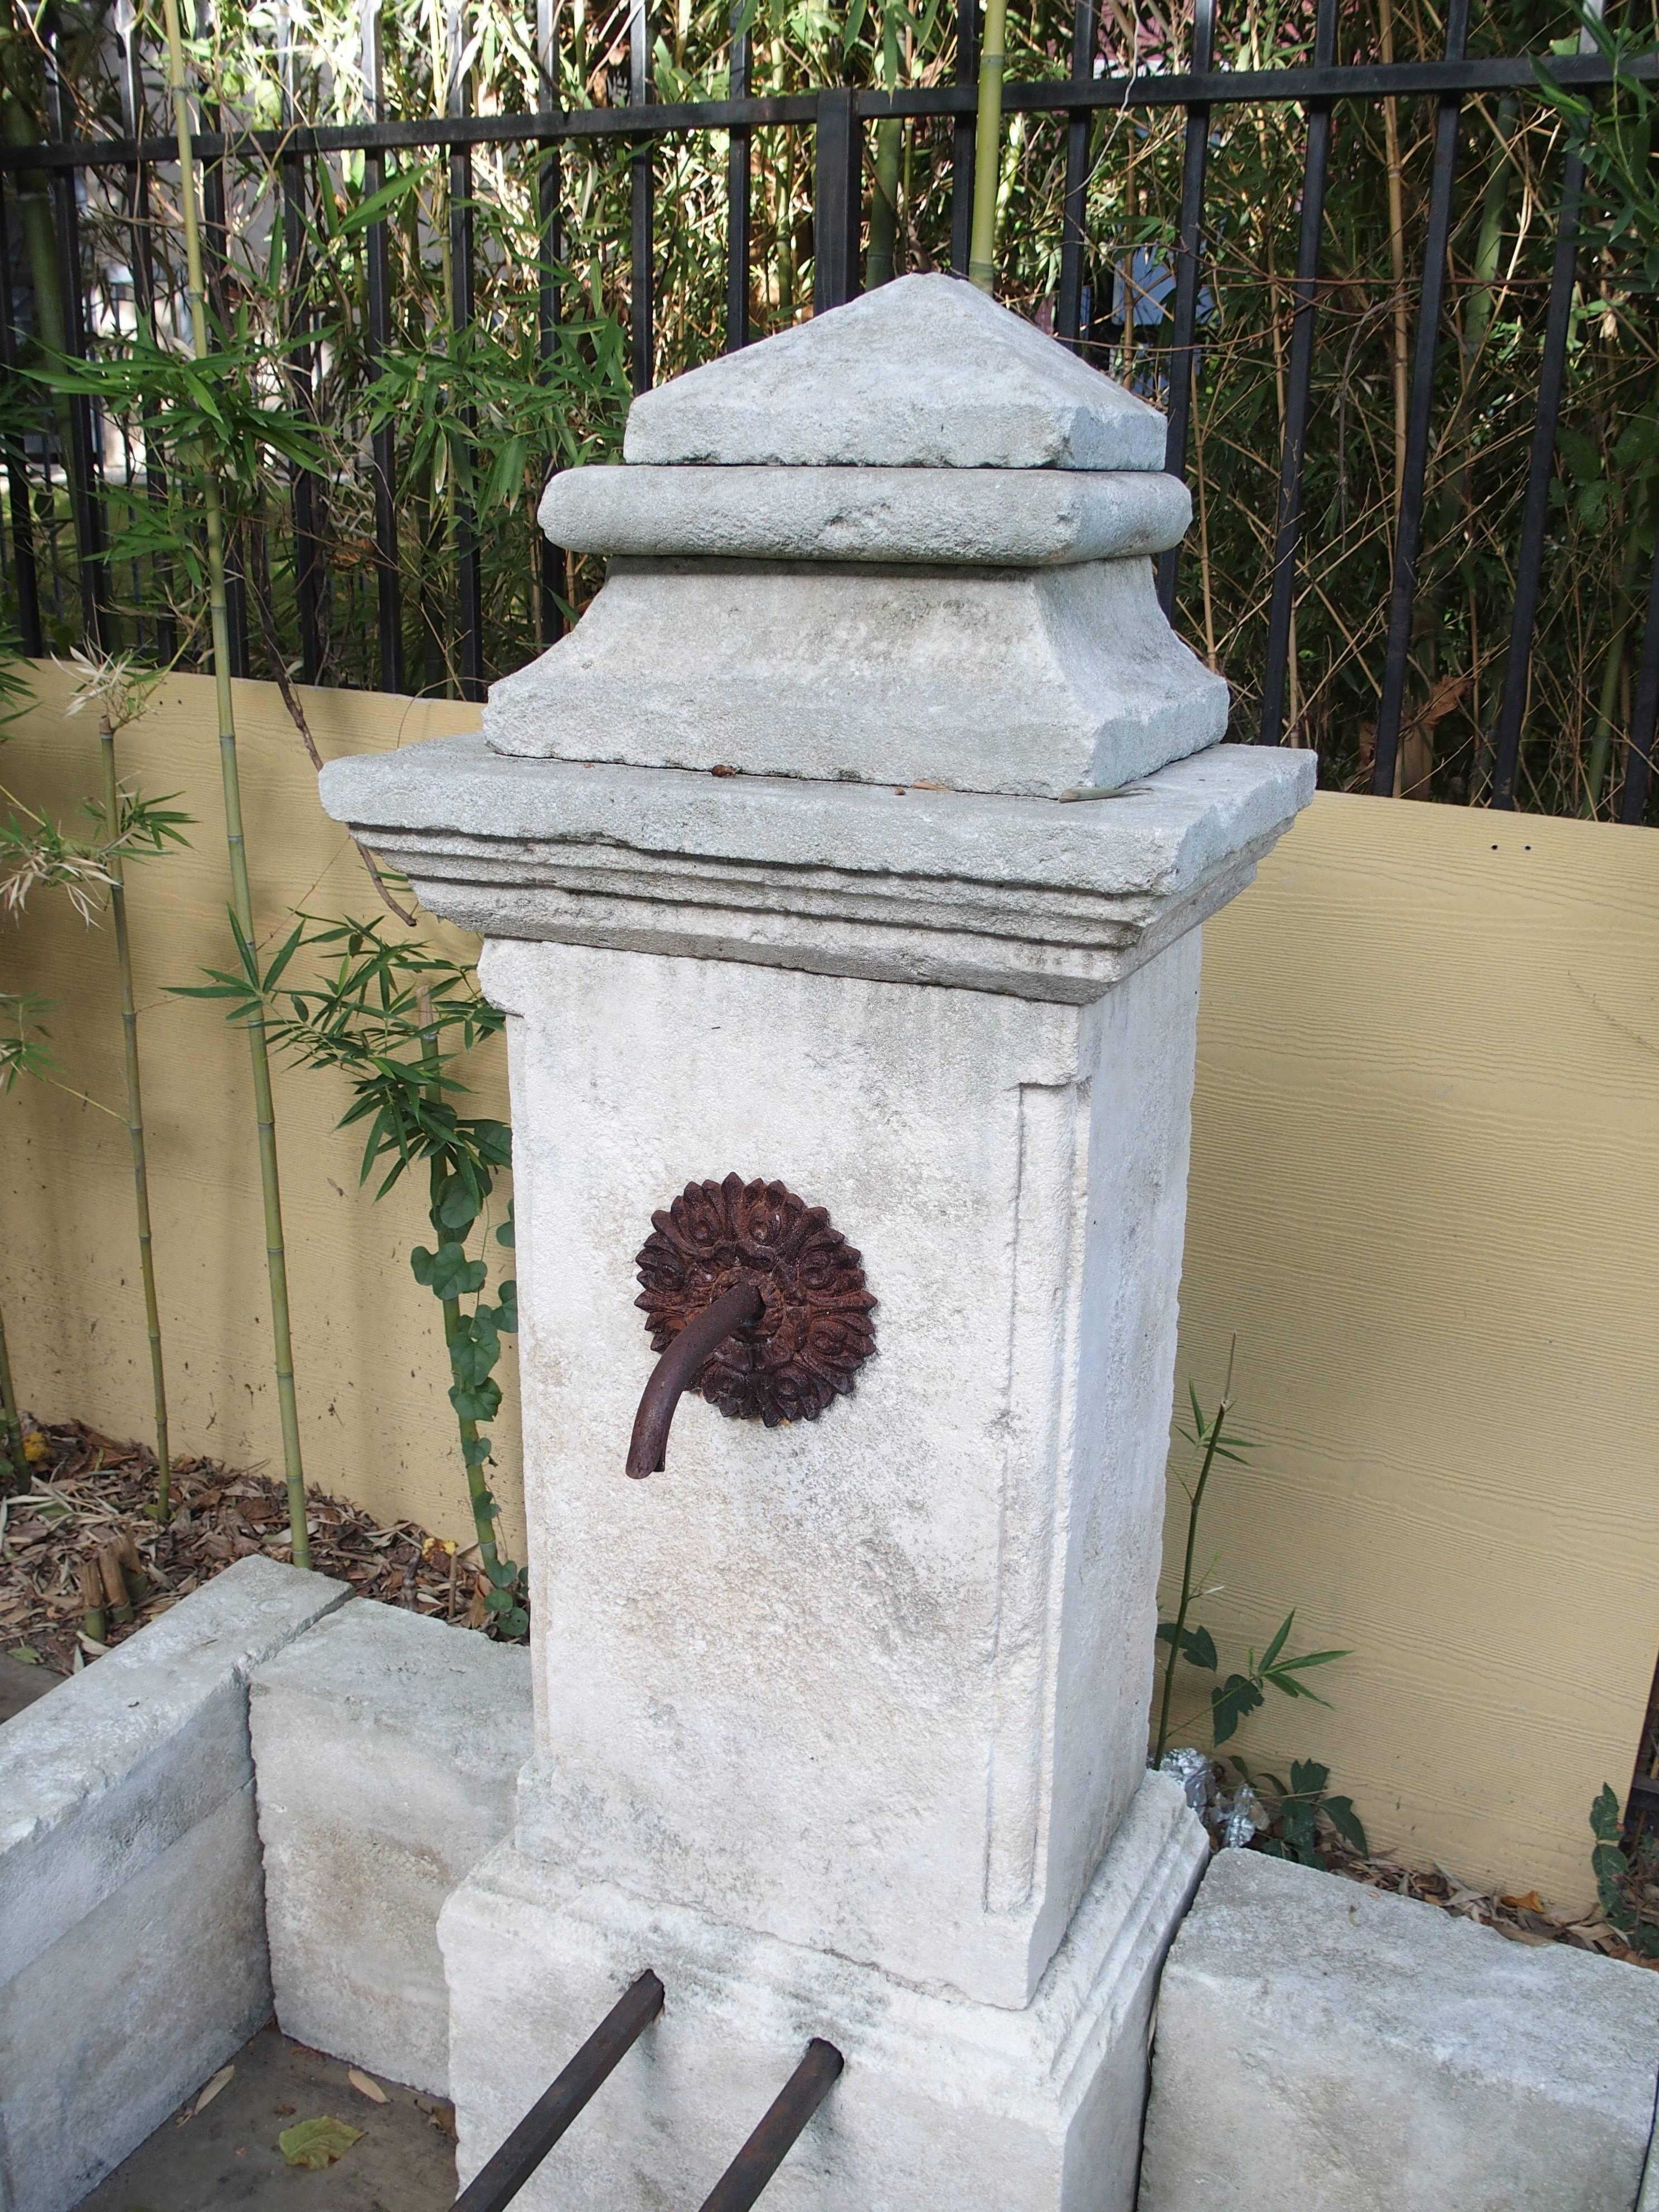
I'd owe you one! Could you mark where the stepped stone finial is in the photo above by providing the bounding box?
[622,273,1168,471]
[486,270,1229,799]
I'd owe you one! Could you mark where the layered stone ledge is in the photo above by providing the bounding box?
[320,739,1314,1004]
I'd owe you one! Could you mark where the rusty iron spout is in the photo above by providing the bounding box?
[627,1280,765,1478]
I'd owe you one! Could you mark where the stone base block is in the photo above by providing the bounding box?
[251,1599,532,2096]
[0,1556,348,2212]
[1137,1848,1659,2212]
[440,1772,1204,2212]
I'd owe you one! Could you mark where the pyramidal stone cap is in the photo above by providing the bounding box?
[483,273,1226,797]
[622,272,1168,472]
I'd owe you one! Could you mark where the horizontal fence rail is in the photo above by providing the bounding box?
[1,4,1653,819]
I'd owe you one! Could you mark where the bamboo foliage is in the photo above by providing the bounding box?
[2,0,1655,818]
[159,0,311,1564]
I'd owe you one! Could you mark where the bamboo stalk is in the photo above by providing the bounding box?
[1153,1335,1237,1769]
[967,0,1009,293]
[99,1541,134,1626]
[99,712,171,1517]
[162,0,310,1569]
[79,1558,105,1646]
[866,4,903,288]
[0,1292,23,1483]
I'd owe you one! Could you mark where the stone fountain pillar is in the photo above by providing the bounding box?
[321,274,1313,2211]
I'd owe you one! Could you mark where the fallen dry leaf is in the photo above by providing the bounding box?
[191,2065,235,2117]
[1499,1890,1548,1914]
[348,2068,389,2104]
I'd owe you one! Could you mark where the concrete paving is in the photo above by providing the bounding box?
[74,2024,457,2211]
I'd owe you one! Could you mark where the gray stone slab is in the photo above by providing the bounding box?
[1138,1848,1659,2212]
[540,464,1191,566]
[322,732,1311,900]
[0,1785,272,2212]
[320,739,1315,1002]
[623,274,1168,471]
[481,554,1226,799]
[0,1555,348,1986]
[322,738,1314,1001]
[251,1600,533,2097]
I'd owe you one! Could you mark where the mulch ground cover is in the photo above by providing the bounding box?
[0,1417,486,1679]
[1321,1845,1659,1968]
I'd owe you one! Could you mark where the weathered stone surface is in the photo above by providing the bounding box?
[0,1554,348,1985]
[482,929,1201,2008]
[1138,1849,1659,2212]
[482,555,1228,799]
[0,1787,272,2212]
[321,738,1314,1003]
[0,1557,348,2212]
[251,1598,533,2096]
[622,274,1168,471]
[540,464,1192,566]
[442,1775,1206,2212]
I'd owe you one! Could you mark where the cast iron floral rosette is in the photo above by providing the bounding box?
[634,1174,877,1427]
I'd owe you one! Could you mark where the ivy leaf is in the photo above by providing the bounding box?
[1210,1673,1264,1745]
[412,1242,487,1301]
[1590,1783,1624,1845]
[450,1377,503,1423]
[1323,1795,1369,1855]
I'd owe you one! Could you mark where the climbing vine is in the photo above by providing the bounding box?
[179,914,527,1635]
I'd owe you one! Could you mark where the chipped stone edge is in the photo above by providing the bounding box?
[319,740,1316,1002]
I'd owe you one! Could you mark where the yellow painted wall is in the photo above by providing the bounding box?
[1168,791,1659,1914]
[0,662,518,1557]
[1,664,1654,1909]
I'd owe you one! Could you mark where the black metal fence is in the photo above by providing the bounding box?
[2,1,1655,818]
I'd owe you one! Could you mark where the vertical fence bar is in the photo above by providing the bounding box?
[727,3,752,350]
[276,23,318,675]
[117,0,174,666]
[191,0,248,675]
[1256,0,1336,746]
[1369,0,1470,797]
[0,186,41,657]
[360,0,404,692]
[278,3,324,683]
[1156,0,1216,618]
[950,0,977,278]
[1619,540,1659,824]
[447,3,484,699]
[812,88,860,312]
[1488,8,1603,810]
[1055,0,1100,346]
[536,0,565,647]
[43,21,109,653]
[630,0,654,393]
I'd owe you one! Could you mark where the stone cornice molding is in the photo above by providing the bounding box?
[319,739,1315,1005]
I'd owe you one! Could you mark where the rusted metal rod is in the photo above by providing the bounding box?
[451,1969,665,2211]
[694,2039,845,2212]
[627,1281,763,1478]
